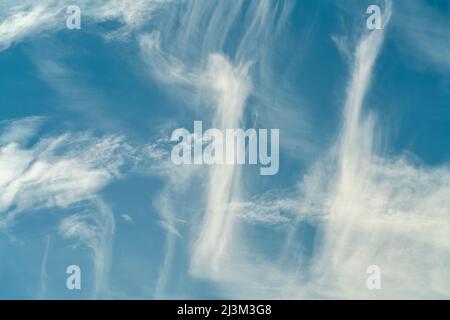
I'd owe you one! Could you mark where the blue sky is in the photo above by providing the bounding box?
[0,0,449,299]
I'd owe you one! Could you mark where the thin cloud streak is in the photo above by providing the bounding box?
[0,0,168,51]
[138,0,297,293]
[289,1,450,298]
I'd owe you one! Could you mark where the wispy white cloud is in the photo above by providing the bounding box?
[284,0,450,298]
[0,115,173,227]
[89,0,169,41]
[0,0,168,51]
[0,116,44,145]
[393,0,450,72]
[38,235,51,299]
[138,1,294,288]
[0,132,128,226]
[0,116,171,297]
[120,213,133,223]
[0,1,61,51]
[59,198,114,297]
[229,194,295,226]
